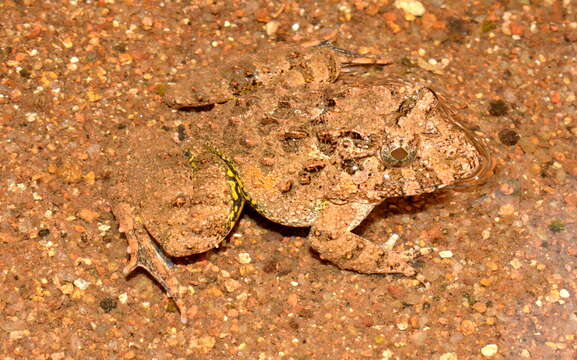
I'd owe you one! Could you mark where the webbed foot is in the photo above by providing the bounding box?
[310,202,417,276]
[113,203,189,323]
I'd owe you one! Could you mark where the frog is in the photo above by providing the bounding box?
[163,41,392,109]
[109,79,492,323]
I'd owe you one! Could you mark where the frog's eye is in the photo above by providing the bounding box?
[380,143,416,167]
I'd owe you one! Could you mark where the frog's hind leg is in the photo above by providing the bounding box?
[113,202,190,323]
[112,141,245,323]
[309,202,417,276]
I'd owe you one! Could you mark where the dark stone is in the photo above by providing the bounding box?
[499,128,520,146]
[489,100,508,116]
[99,297,118,313]
[38,229,50,238]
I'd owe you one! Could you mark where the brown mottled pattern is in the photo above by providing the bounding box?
[189,81,488,226]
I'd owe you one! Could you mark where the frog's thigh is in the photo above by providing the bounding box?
[309,202,416,276]
[150,149,245,257]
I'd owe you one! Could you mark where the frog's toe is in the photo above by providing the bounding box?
[376,255,417,276]
[120,219,190,323]
[310,228,419,276]
[348,243,418,276]
[373,248,419,276]
[123,244,138,275]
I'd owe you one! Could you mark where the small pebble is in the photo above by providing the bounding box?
[381,349,394,359]
[141,16,153,27]
[396,320,408,330]
[439,353,458,360]
[383,233,399,249]
[472,302,487,313]
[510,258,522,269]
[60,283,74,295]
[73,278,90,290]
[498,203,515,217]
[99,297,118,313]
[439,250,453,258]
[481,344,499,357]
[50,352,65,360]
[498,183,515,195]
[394,0,426,18]
[460,319,476,335]
[559,289,570,298]
[287,293,298,307]
[224,278,241,293]
[78,208,100,223]
[118,293,128,304]
[520,349,531,358]
[499,128,520,146]
[38,229,50,238]
[9,330,30,340]
[489,100,508,116]
[238,252,252,264]
[25,112,38,122]
[265,21,279,36]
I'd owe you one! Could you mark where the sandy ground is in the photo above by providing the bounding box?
[1,0,576,359]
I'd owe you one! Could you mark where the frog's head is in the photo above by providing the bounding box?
[318,83,493,199]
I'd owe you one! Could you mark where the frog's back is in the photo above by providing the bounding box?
[190,81,488,227]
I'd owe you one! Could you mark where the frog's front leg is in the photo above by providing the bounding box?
[112,202,189,323]
[309,201,417,276]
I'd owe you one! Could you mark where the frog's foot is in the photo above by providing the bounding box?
[309,201,417,276]
[113,203,189,323]
[310,40,393,68]
[310,230,417,276]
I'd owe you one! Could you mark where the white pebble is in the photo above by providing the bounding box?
[73,278,90,290]
[265,21,280,36]
[98,223,111,233]
[396,320,408,330]
[118,293,128,304]
[559,289,570,298]
[238,252,251,264]
[394,0,426,17]
[382,233,399,250]
[439,250,454,258]
[481,344,498,357]
[25,112,38,122]
[509,258,522,269]
[439,353,458,360]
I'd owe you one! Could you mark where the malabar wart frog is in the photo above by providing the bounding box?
[109,79,492,322]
